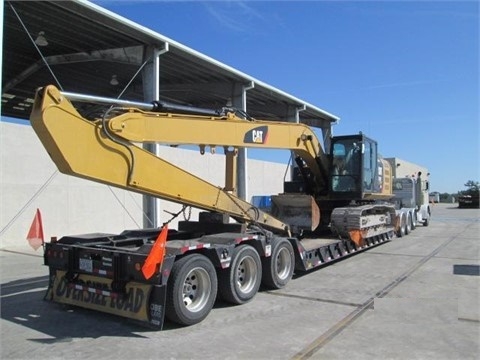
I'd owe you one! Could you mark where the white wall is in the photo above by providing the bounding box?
[0,121,288,252]
[385,157,428,179]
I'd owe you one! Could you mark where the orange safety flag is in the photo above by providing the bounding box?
[26,208,44,251]
[142,224,168,280]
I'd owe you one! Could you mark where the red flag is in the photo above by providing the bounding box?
[142,225,168,280]
[26,209,44,251]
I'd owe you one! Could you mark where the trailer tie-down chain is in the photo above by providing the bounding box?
[163,205,192,226]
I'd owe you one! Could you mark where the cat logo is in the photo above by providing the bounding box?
[244,126,268,144]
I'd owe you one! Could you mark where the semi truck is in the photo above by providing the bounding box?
[32,85,411,328]
[391,174,431,236]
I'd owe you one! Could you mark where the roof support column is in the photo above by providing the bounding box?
[287,104,306,180]
[320,125,332,155]
[287,104,306,124]
[142,44,169,228]
[231,81,254,201]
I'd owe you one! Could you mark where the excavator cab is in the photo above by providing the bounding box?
[330,134,381,200]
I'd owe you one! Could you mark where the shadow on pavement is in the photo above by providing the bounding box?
[453,264,480,276]
[0,275,186,339]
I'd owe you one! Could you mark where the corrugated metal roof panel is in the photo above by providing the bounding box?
[2,0,339,129]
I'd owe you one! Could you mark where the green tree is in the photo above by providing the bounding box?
[439,193,450,202]
[459,180,479,196]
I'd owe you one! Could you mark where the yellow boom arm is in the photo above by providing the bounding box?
[107,109,329,190]
[30,85,327,234]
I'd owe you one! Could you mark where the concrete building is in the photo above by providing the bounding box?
[385,157,429,180]
[0,121,289,251]
[386,157,431,205]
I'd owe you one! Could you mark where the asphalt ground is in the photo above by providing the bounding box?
[1,203,479,360]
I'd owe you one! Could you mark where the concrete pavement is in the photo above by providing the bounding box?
[1,203,479,359]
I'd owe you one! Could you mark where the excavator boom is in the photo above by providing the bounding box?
[107,109,329,190]
[30,85,329,234]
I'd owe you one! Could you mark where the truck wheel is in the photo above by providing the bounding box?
[411,212,417,230]
[397,215,406,237]
[405,213,412,235]
[166,253,217,326]
[218,245,262,304]
[262,238,294,289]
[423,217,430,227]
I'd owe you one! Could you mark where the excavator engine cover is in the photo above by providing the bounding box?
[270,194,320,233]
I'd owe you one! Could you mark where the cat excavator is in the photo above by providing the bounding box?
[31,85,397,328]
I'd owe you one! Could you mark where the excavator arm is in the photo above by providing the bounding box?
[106,108,330,191]
[30,85,328,234]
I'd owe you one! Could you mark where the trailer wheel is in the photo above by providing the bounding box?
[166,253,217,326]
[262,238,294,289]
[218,245,262,304]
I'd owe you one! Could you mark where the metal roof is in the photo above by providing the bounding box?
[2,0,339,128]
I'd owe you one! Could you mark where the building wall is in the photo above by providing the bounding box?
[0,122,289,252]
[385,157,429,180]
[385,157,430,204]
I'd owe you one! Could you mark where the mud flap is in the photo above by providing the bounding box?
[148,285,167,329]
[270,194,320,232]
[50,270,166,329]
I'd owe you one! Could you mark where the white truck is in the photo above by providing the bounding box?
[391,171,431,236]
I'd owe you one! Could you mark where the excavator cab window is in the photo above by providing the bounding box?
[363,139,378,192]
[331,140,361,193]
[330,135,378,198]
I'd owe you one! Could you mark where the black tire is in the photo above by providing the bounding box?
[405,213,411,235]
[397,214,406,237]
[166,254,217,326]
[423,217,430,227]
[411,211,417,230]
[262,238,294,289]
[218,245,262,305]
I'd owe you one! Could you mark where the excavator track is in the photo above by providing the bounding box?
[330,204,396,246]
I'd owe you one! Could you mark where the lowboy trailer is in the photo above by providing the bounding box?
[33,85,400,328]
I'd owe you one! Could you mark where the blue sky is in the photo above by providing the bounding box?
[94,0,479,194]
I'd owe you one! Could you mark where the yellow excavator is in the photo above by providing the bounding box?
[31,85,397,328]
